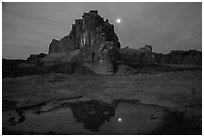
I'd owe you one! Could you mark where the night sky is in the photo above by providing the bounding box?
[2,2,202,59]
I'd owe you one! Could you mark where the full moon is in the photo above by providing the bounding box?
[116,18,121,24]
[118,118,122,122]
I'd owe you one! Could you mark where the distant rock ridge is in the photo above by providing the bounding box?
[153,50,202,65]
[118,45,155,64]
[118,45,201,66]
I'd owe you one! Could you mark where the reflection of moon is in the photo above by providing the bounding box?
[116,18,121,24]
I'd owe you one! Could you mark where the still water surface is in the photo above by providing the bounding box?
[3,100,168,134]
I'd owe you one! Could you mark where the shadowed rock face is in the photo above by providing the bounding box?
[26,53,47,64]
[48,10,120,59]
[119,45,201,66]
[153,50,202,65]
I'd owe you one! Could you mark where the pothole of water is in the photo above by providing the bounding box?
[3,99,168,134]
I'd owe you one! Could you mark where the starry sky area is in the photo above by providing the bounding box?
[2,2,202,59]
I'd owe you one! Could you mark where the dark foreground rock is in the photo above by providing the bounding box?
[2,70,202,134]
[3,58,201,78]
[2,59,96,78]
[2,59,26,78]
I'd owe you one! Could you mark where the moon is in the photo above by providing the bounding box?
[116,18,121,24]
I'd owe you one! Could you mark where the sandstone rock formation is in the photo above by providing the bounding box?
[118,45,155,65]
[12,10,201,77]
[48,10,120,56]
[26,53,46,64]
[153,50,202,65]
[119,45,201,66]
[45,10,121,74]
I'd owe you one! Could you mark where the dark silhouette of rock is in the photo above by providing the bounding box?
[177,50,201,65]
[48,10,120,56]
[153,50,201,65]
[45,10,121,74]
[8,117,16,126]
[17,114,25,124]
[2,59,25,78]
[2,58,97,78]
[150,114,157,119]
[118,45,155,65]
[26,53,47,65]
[48,39,61,53]
[152,53,166,64]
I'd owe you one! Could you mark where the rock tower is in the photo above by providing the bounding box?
[46,10,120,74]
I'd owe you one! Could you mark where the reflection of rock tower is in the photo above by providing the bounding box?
[47,10,120,75]
[69,100,116,132]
